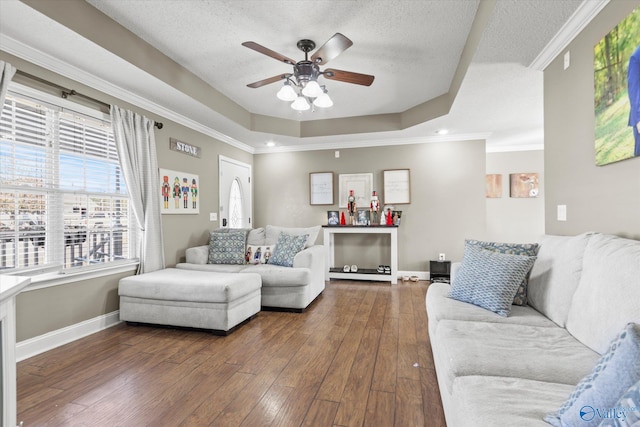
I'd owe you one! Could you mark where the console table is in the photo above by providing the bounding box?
[323,226,398,285]
[1,275,30,427]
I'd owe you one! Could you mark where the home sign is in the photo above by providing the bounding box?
[170,138,201,158]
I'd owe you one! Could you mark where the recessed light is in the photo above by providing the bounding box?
[265,141,276,147]
[436,129,449,135]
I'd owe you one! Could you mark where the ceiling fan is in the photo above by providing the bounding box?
[242,33,375,110]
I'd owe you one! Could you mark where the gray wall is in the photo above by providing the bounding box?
[254,140,487,271]
[544,0,640,239]
[2,51,251,341]
[486,150,545,243]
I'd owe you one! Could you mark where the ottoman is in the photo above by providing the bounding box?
[118,268,261,334]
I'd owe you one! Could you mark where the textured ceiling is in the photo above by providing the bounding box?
[0,0,588,151]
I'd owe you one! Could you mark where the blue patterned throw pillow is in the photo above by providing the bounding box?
[598,379,640,427]
[448,244,537,316]
[268,232,308,267]
[544,323,640,427]
[208,229,247,265]
[466,239,539,306]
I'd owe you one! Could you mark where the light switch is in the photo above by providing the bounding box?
[557,205,567,221]
[209,212,218,221]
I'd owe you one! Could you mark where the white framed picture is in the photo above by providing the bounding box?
[159,168,200,214]
[383,169,411,204]
[338,173,373,208]
[309,172,334,205]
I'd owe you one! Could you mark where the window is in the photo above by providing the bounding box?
[0,90,135,272]
[228,178,243,228]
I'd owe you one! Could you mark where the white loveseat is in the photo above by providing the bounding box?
[426,233,640,426]
[176,225,325,311]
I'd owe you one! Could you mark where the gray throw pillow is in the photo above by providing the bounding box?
[448,244,537,317]
[208,229,247,264]
[268,232,308,267]
[466,239,539,305]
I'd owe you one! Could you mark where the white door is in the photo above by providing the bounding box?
[219,156,252,228]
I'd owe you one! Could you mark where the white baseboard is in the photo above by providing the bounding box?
[397,270,430,281]
[16,311,121,362]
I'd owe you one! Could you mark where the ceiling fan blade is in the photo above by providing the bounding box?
[242,41,296,65]
[323,68,375,86]
[246,74,291,88]
[311,33,353,65]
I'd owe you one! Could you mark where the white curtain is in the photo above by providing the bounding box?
[110,105,165,274]
[0,61,17,116]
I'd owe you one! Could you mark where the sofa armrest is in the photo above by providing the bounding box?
[185,245,209,264]
[450,262,461,283]
[293,245,324,269]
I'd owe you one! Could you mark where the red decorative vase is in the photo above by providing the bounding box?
[340,212,346,225]
[386,210,392,225]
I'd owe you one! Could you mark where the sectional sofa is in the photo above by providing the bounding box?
[176,225,325,311]
[426,233,640,426]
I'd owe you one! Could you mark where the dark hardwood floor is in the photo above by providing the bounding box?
[17,280,446,426]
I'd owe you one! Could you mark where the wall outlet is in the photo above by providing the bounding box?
[438,253,446,261]
[209,212,218,221]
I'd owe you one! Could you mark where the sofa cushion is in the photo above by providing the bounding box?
[566,234,640,354]
[527,233,592,328]
[448,245,537,316]
[176,263,246,273]
[240,264,310,287]
[599,379,640,427]
[426,282,556,338]
[451,376,575,427]
[265,224,319,248]
[433,320,600,395]
[268,232,308,267]
[208,229,248,264]
[545,323,640,427]
[247,227,266,245]
[465,239,539,305]
[118,268,261,303]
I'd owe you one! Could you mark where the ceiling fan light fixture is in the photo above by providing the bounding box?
[313,91,333,108]
[276,82,297,101]
[291,96,311,111]
[301,80,323,98]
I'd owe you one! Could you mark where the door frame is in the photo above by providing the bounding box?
[218,155,252,228]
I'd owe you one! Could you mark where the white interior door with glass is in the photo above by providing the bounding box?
[219,156,252,228]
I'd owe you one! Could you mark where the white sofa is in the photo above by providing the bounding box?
[426,233,640,427]
[176,225,325,311]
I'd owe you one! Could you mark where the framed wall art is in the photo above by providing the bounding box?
[509,173,539,198]
[486,174,503,198]
[159,168,200,214]
[338,173,373,208]
[383,169,411,204]
[309,172,334,205]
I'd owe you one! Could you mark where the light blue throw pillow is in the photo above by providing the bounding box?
[448,244,537,316]
[465,239,539,305]
[544,323,640,427]
[268,232,308,267]
[207,229,247,265]
[597,380,640,427]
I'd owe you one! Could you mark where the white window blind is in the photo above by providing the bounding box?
[0,92,135,272]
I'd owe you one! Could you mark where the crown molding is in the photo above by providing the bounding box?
[529,0,610,71]
[0,35,255,154]
[253,132,492,154]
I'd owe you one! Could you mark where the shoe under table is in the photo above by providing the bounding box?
[118,268,261,335]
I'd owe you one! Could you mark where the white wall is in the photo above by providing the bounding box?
[486,150,545,243]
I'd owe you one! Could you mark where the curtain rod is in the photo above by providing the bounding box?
[14,70,164,129]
